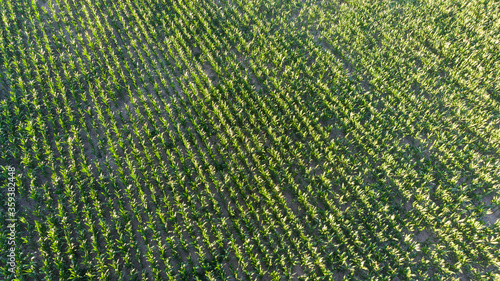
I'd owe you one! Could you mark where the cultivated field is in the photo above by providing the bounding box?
[0,0,499,280]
